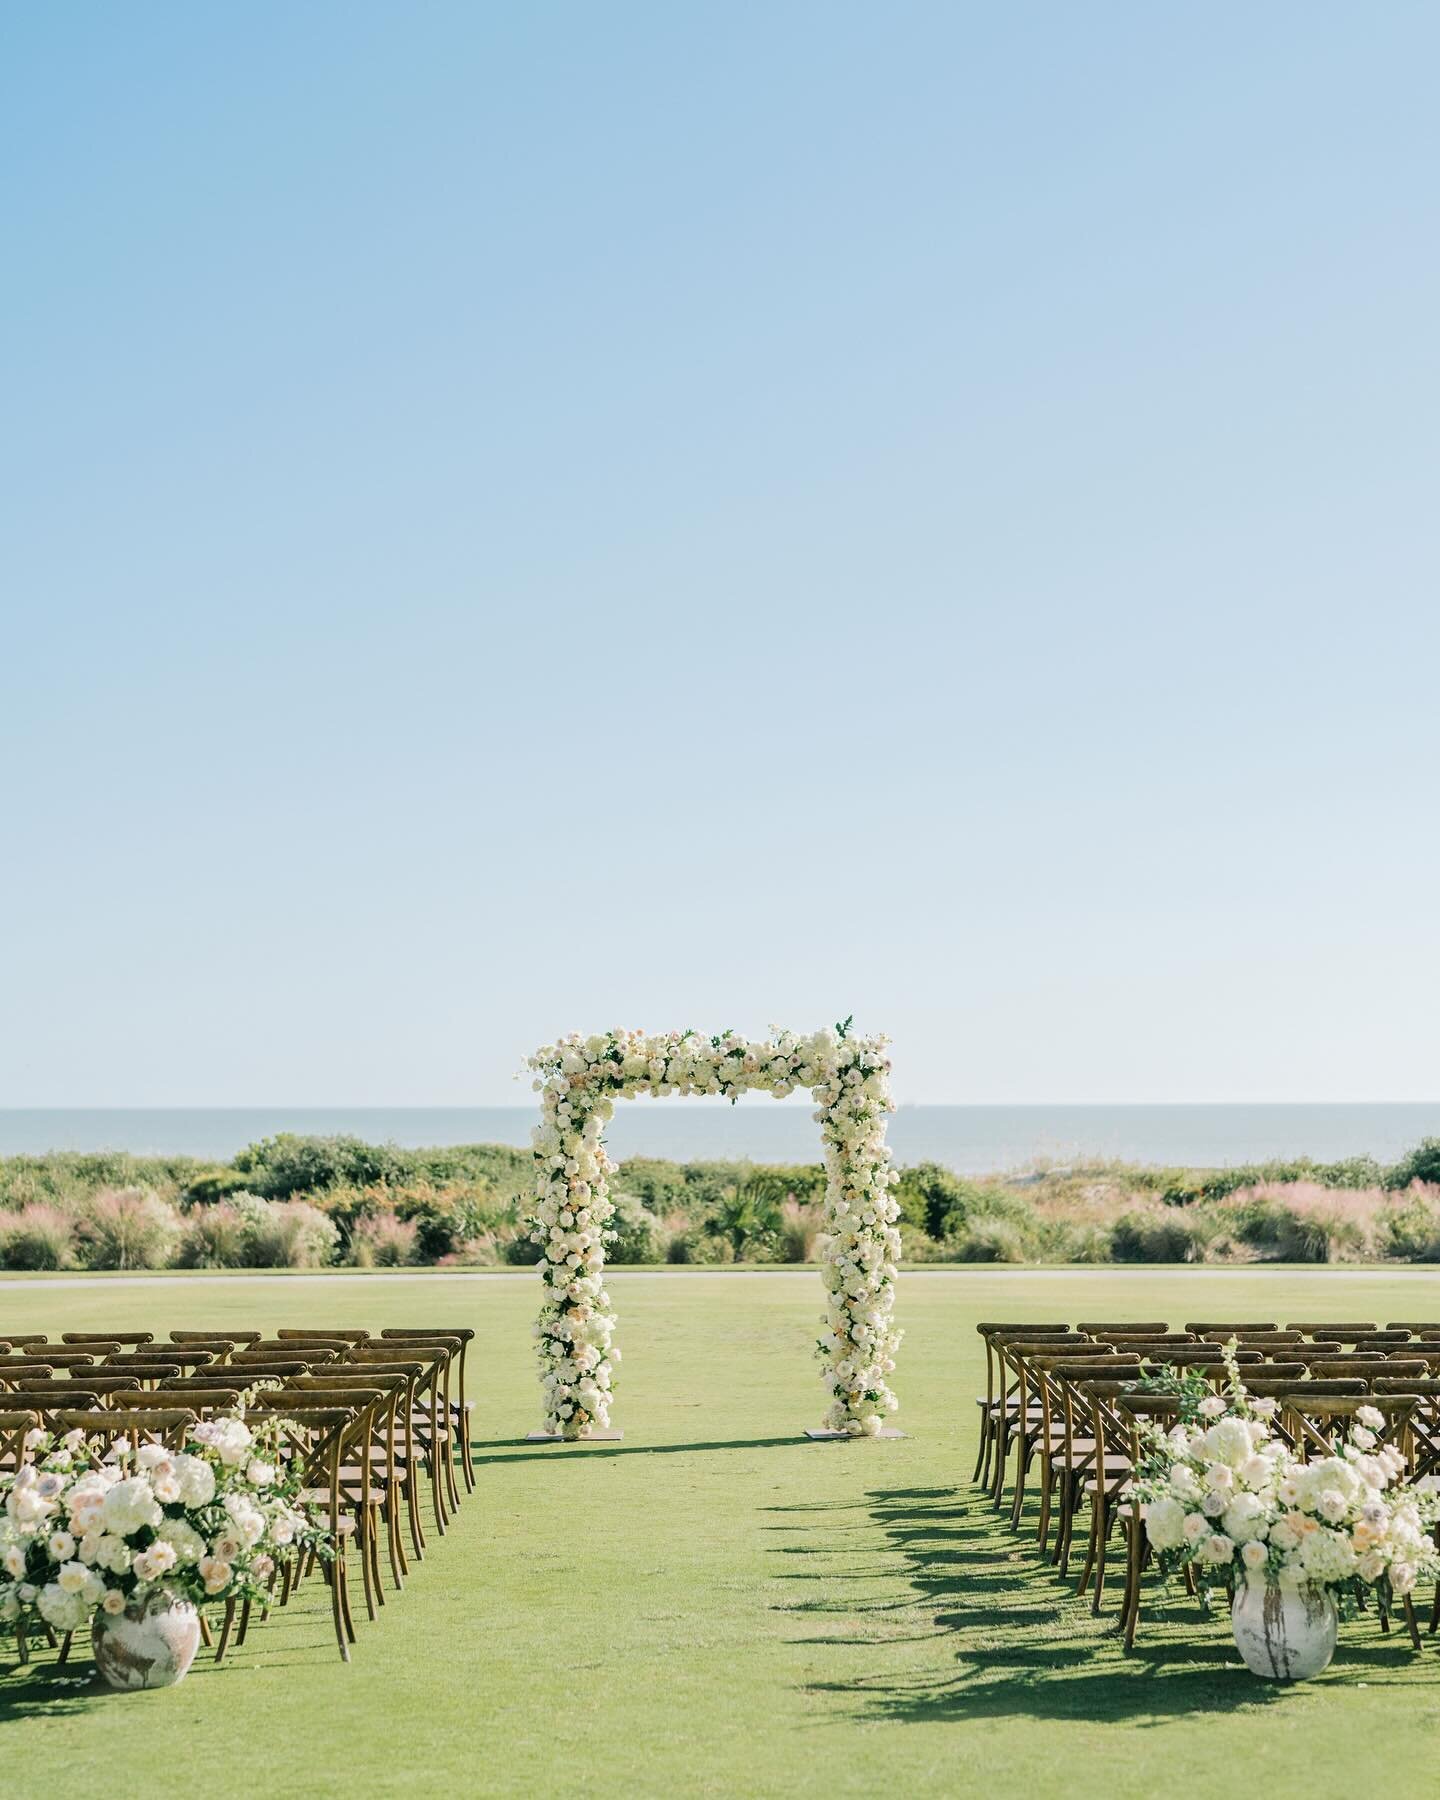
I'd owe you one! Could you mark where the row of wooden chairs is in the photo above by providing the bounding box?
[0,1325,476,1662]
[972,1320,1440,1655]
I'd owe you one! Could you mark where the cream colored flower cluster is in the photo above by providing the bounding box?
[0,1414,326,1633]
[525,1024,902,1439]
[1136,1366,1440,1601]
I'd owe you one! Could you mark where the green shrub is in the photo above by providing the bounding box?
[177,1200,254,1268]
[1053,1222,1115,1264]
[1111,1208,1202,1263]
[80,1187,181,1270]
[182,1168,257,1207]
[350,1214,418,1267]
[501,1232,545,1266]
[0,1204,76,1270]
[232,1134,418,1200]
[775,1199,821,1263]
[240,1197,339,1268]
[607,1192,663,1264]
[948,1219,1027,1263]
[1381,1183,1440,1260]
[1386,1140,1440,1191]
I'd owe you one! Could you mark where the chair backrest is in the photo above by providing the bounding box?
[0,1334,49,1349]
[1284,1322,1377,1341]
[170,1330,263,1345]
[1095,1333,1195,1346]
[231,1349,337,1368]
[224,1358,318,1379]
[1073,1322,1169,1337]
[1285,1393,1416,1459]
[56,1408,196,1455]
[0,1364,55,1384]
[4,1389,102,1417]
[152,1374,250,1394]
[1351,1332,1413,1348]
[275,1328,372,1342]
[124,1388,243,1416]
[242,1404,357,1519]
[4,1375,141,1399]
[15,1347,108,1367]
[1183,1322,1277,1335]
[109,1349,214,1371]
[61,1330,155,1347]
[1387,1322,1440,1335]
[1260,1345,1343,1363]
[1199,1330,1303,1345]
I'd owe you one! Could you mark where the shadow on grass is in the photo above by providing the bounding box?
[472,1434,810,1465]
[767,1483,1433,1725]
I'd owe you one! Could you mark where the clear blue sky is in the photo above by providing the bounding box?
[3,5,1436,1107]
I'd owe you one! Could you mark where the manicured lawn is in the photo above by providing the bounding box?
[4,1268,1440,1798]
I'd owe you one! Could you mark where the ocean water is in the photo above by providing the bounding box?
[0,1103,1435,1172]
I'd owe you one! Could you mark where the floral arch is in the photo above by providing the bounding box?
[524,1023,903,1440]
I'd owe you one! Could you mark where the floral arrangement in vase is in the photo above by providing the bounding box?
[1133,1349,1440,1677]
[0,1413,330,1687]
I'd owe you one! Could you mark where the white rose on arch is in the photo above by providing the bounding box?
[524,1025,902,1439]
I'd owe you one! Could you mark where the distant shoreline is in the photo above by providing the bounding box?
[1,1102,1437,1171]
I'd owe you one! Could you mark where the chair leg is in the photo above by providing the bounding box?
[1009,1437,1031,1529]
[57,1631,71,1667]
[460,1406,475,1493]
[1092,1499,1111,1614]
[214,1598,235,1662]
[1403,1596,1423,1650]
[326,1556,350,1662]
[1075,1503,1098,1598]
[1036,1457,1054,1552]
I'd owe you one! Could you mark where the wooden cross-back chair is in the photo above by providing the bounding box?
[380,1329,476,1494]
[982,1331,1088,1503]
[1003,1343,1126,1532]
[1115,1391,1187,1651]
[265,1383,392,1622]
[0,1409,39,1476]
[1046,1359,1143,1575]
[1075,1377,1144,1615]
[1372,1378,1440,1637]
[349,1339,464,1526]
[972,1324,1074,1485]
[242,1402,361,1662]
[288,1362,429,1563]
[986,1335,1090,1508]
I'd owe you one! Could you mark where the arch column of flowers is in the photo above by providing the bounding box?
[523,1023,903,1439]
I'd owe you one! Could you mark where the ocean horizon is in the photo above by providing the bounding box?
[0,1103,1435,1172]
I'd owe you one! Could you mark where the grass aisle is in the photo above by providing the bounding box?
[4,1270,1439,1798]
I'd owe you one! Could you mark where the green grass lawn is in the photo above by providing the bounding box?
[4,1268,1440,1799]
